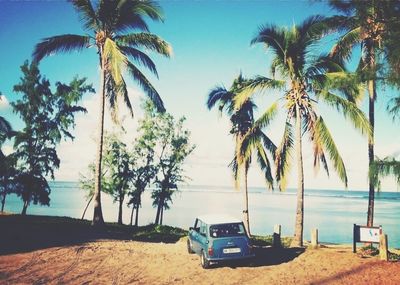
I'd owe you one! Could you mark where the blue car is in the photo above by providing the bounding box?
[187,215,255,268]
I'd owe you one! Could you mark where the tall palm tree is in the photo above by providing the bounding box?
[207,74,276,235]
[326,0,399,227]
[33,0,171,226]
[237,16,371,246]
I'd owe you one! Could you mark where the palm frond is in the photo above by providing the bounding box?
[254,102,278,130]
[33,34,91,63]
[370,157,400,186]
[114,0,163,32]
[387,95,400,121]
[330,27,361,63]
[251,24,286,60]
[320,72,364,104]
[70,0,98,30]
[234,76,284,110]
[115,33,172,57]
[120,46,158,77]
[206,85,233,114]
[104,38,128,86]
[315,117,347,186]
[126,62,165,112]
[275,120,294,191]
[317,89,371,138]
[256,144,274,190]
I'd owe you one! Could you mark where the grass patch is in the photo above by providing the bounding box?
[0,214,187,255]
[251,235,292,248]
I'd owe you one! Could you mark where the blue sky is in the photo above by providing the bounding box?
[1,0,399,191]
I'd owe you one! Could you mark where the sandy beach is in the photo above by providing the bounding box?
[1,238,400,285]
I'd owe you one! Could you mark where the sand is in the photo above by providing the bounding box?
[1,239,399,285]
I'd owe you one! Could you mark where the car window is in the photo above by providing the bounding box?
[209,223,246,238]
[199,220,207,236]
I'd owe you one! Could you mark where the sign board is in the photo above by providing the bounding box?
[353,224,382,253]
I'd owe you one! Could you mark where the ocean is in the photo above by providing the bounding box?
[3,181,400,248]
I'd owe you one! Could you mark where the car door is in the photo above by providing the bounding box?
[197,220,208,254]
[190,219,201,253]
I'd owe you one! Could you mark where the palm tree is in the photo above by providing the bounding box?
[33,0,171,226]
[326,0,399,227]
[237,16,371,246]
[207,74,276,236]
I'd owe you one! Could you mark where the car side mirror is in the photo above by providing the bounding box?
[189,227,194,231]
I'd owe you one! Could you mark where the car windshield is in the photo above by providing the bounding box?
[209,223,246,238]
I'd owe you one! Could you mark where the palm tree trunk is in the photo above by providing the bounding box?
[291,104,304,247]
[81,195,93,220]
[367,77,376,227]
[92,53,106,227]
[243,166,251,237]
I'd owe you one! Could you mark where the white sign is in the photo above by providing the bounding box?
[359,227,380,243]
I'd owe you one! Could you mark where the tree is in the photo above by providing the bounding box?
[327,0,400,227]
[103,133,133,225]
[127,102,158,226]
[12,61,93,215]
[0,112,16,212]
[238,16,370,246]
[149,105,195,225]
[33,0,171,226]
[207,74,276,236]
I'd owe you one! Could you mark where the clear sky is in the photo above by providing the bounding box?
[1,0,399,191]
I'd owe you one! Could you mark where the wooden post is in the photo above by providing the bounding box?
[353,224,357,253]
[273,224,281,248]
[379,234,388,261]
[311,228,318,249]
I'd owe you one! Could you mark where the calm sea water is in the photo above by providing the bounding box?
[4,182,400,247]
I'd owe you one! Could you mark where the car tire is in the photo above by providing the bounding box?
[200,250,210,269]
[187,239,195,254]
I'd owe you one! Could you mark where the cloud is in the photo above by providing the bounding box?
[54,87,144,181]
[0,94,9,109]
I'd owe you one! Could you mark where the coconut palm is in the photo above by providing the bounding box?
[207,74,276,236]
[236,16,371,246]
[32,0,171,226]
[326,0,400,227]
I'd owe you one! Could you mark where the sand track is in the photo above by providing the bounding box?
[1,239,399,285]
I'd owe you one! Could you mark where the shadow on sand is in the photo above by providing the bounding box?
[207,246,305,269]
[0,214,186,255]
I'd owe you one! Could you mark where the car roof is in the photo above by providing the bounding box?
[197,214,242,225]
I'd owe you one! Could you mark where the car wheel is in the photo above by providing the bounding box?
[187,239,194,254]
[200,250,210,269]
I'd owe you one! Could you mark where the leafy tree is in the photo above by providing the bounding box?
[33,0,172,226]
[128,103,158,226]
[0,113,17,212]
[327,0,400,227]
[12,61,93,215]
[103,133,133,225]
[148,104,195,225]
[238,16,370,246]
[207,74,276,235]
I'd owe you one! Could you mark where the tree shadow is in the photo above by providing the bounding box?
[0,215,186,255]
[209,246,305,269]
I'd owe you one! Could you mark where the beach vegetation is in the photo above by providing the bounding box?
[149,103,195,225]
[11,61,93,215]
[326,0,400,227]
[32,0,172,227]
[207,74,276,236]
[237,16,370,247]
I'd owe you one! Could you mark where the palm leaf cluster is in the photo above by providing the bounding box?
[33,0,171,119]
